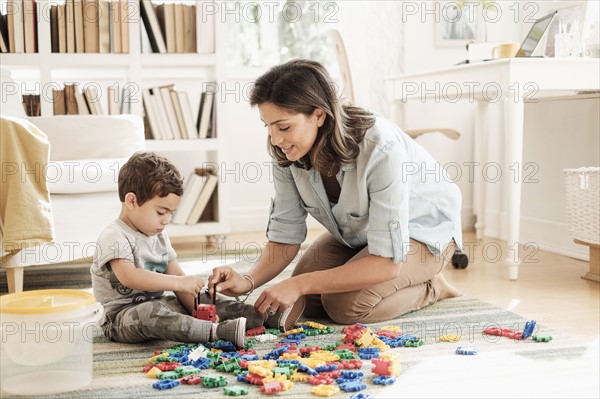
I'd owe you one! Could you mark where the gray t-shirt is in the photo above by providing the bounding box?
[90,218,177,314]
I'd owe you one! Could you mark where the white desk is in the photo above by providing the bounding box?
[385,58,600,280]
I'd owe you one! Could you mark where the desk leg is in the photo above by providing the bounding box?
[504,96,525,281]
[474,100,490,240]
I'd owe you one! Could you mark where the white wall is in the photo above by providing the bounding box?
[224,1,600,261]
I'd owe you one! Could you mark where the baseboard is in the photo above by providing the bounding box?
[482,210,589,261]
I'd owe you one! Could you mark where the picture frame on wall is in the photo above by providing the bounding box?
[435,1,484,47]
[542,0,598,57]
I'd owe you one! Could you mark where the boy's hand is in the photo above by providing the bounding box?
[177,275,205,296]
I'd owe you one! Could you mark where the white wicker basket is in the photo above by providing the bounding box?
[564,167,600,245]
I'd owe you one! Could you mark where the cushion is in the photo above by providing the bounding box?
[29,114,145,161]
[47,157,128,194]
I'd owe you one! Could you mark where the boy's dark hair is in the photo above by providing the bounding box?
[118,151,183,206]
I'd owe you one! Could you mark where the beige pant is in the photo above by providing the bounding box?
[292,232,455,324]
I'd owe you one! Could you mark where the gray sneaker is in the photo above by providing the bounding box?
[216,317,246,347]
[265,296,306,332]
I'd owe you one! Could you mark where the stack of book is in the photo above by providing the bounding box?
[172,168,219,225]
[45,82,134,115]
[22,94,41,116]
[0,0,131,54]
[143,84,215,140]
[50,0,130,53]
[0,0,38,53]
[140,0,212,54]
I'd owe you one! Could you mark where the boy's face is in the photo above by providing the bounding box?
[125,193,181,236]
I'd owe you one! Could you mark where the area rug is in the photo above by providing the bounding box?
[1,258,598,398]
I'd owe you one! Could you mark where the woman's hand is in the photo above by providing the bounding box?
[254,278,302,316]
[208,266,253,298]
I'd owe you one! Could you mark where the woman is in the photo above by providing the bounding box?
[210,59,463,330]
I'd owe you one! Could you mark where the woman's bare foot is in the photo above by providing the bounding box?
[432,273,463,300]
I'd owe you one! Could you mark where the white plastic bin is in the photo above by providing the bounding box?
[0,289,103,396]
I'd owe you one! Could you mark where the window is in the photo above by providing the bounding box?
[225,0,339,71]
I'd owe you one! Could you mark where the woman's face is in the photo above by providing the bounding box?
[258,102,325,162]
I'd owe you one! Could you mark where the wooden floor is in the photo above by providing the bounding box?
[174,229,600,341]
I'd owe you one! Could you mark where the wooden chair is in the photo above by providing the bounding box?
[328,29,468,269]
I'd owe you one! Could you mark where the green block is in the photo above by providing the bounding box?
[224,386,249,396]
[157,370,181,380]
[272,366,293,377]
[176,365,202,376]
[202,374,228,388]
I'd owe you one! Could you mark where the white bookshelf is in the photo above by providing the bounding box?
[1,0,229,242]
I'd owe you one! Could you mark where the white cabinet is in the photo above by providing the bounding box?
[1,0,229,241]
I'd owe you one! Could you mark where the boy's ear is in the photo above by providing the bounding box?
[124,192,137,209]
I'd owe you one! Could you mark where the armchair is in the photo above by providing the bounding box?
[1,68,145,293]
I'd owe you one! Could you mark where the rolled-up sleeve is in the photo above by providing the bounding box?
[366,142,412,263]
[266,163,308,244]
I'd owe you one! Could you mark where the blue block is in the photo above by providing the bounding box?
[522,320,537,339]
[153,379,180,390]
[339,380,367,392]
[373,375,396,385]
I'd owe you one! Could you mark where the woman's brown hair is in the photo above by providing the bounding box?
[249,59,375,173]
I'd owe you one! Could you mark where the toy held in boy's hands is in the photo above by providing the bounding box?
[193,284,218,322]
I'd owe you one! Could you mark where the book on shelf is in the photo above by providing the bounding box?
[58,3,67,53]
[177,91,199,139]
[83,86,104,115]
[53,89,66,115]
[64,83,79,115]
[73,0,85,52]
[7,0,24,53]
[143,84,198,140]
[120,0,129,53]
[186,169,218,224]
[171,171,207,225]
[22,94,40,117]
[169,90,188,139]
[0,13,8,53]
[155,2,175,53]
[174,3,185,53]
[183,3,196,53]
[209,93,217,138]
[120,85,133,114]
[109,0,122,53]
[171,168,218,225]
[140,0,167,53]
[75,88,90,115]
[107,85,120,115]
[159,85,182,139]
[66,0,76,53]
[22,0,37,53]
[50,5,58,52]
[196,90,215,139]
[142,88,162,139]
[83,0,99,53]
[98,0,110,53]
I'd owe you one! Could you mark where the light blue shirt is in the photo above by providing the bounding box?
[266,115,463,263]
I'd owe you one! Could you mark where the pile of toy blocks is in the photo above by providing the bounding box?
[144,319,553,395]
[144,321,412,396]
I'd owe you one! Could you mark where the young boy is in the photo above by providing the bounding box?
[91,152,291,347]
